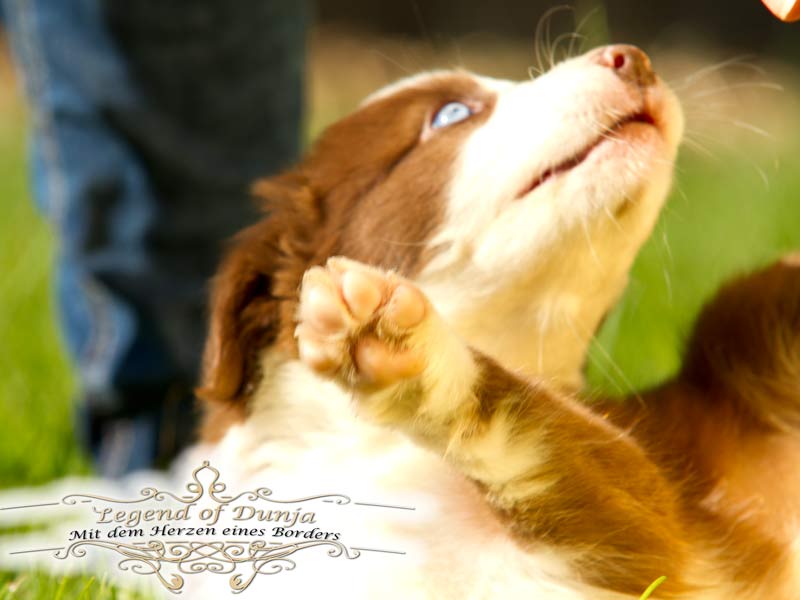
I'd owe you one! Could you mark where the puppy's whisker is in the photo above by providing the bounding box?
[571,314,640,398]
[595,343,642,400]
[603,205,624,232]
[565,32,587,61]
[729,119,774,140]
[681,107,740,121]
[409,0,436,54]
[533,5,573,74]
[580,216,602,267]
[754,163,771,190]
[670,180,689,205]
[446,37,466,71]
[684,115,774,145]
[552,32,584,65]
[571,6,600,55]
[683,126,775,189]
[368,49,417,77]
[686,81,783,100]
[680,134,719,160]
[377,238,430,248]
[666,55,760,89]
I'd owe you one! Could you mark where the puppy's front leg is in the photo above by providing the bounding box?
[296,257,688,595]
[296,256,478,433]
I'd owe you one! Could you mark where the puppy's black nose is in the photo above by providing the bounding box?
[591,44,656,88]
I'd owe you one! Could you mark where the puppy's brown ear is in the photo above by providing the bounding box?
[196,173,320,441]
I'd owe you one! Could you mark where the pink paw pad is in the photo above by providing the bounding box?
[296,257,428,385]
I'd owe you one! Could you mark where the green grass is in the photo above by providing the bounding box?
[0,122,101,598]
[639,575,667,600]
[0,121,88,489]
[0,571,148,600]
[586,139,800,394]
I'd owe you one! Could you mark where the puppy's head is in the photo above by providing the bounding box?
[198,44,683,438]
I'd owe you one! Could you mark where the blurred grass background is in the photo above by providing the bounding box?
[1,20,800,599]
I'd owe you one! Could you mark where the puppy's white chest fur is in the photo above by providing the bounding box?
[202,357,601,599]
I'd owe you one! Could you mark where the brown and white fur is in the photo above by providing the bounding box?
[196,45,800,599]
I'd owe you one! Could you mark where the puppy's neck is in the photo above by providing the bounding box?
[419,248,636,389]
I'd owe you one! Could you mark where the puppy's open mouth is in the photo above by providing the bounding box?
[516,111,657,199]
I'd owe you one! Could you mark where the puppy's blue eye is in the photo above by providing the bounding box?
[431,102,473,129]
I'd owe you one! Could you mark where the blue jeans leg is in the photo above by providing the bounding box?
[2,0,307,475]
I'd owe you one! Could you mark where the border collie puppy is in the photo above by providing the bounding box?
[191,45,799,599]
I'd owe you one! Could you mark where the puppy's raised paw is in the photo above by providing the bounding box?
[295,257,429,387]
